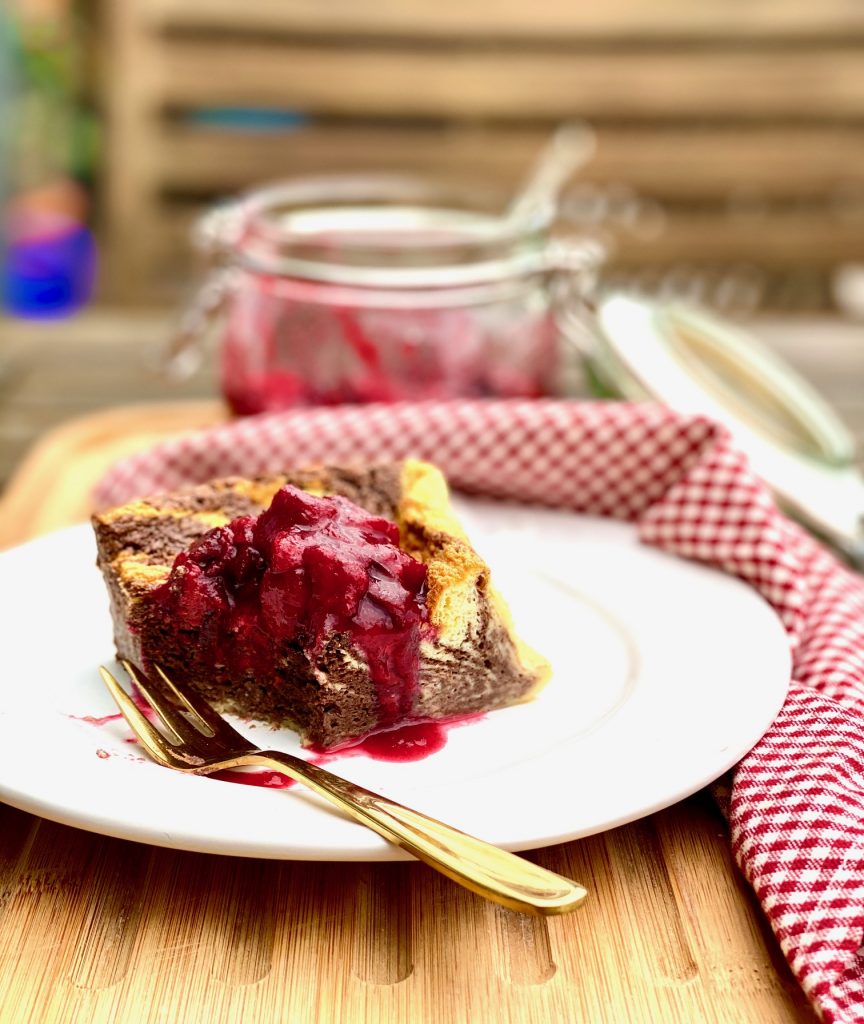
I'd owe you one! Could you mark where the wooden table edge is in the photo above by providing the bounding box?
[0,400,227,548]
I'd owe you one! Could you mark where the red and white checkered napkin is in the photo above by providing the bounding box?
[94,399,864,1023]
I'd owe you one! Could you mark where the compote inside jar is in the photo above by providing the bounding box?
[177,176,602,414]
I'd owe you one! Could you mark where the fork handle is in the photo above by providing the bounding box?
[246,750,587,915]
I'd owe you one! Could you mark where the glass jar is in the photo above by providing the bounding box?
[169,176,604,414]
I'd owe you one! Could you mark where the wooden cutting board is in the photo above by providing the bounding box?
[0,404,816,1024]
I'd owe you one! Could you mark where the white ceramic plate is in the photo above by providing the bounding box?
[0,500,791,860]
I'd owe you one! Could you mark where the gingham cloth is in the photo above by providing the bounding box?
[94,399,864,1023]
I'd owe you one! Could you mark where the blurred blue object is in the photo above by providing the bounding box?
[3,217,97,318]
[0,5,99,319]
[184,108,309,132]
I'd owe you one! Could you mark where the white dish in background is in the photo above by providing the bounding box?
[0,499,791,860]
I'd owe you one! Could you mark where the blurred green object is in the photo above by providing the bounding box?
[0,8,19,259]
[9,1,98,192]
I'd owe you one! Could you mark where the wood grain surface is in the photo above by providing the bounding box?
[0,770,816,1023]
[2,313,861,1023]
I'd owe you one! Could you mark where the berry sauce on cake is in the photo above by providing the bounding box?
[147,485,431,726]
[92,460,550,750]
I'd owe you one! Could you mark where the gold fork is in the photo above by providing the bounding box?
[99,661,587,916]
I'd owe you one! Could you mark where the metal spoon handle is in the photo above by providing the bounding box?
[506,121,596,227]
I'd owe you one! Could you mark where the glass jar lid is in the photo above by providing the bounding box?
[584,293,864,562]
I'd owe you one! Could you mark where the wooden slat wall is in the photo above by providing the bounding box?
[158,125,864,201]
[102,1,864,307]
[154,44,864,119]
[140,0,864,41]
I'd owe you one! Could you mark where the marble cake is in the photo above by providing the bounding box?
[92,460,550,750]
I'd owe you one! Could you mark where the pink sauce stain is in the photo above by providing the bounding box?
[130,688,159,722]
[341,721,449,763]
[212,769,296,788]
[204,714,485,786]
[77,701,485,783]
[74,710,123,726]
[71,687,157,728]
[312,712,485,765]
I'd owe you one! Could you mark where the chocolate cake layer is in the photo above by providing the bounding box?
[93,460,549,749]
